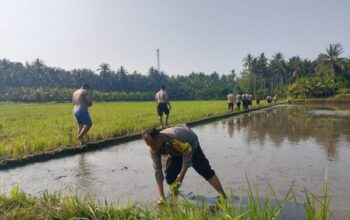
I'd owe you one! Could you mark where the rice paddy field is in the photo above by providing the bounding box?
[0,101,268,160]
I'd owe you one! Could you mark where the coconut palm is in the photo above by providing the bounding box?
[317,43,344,77]
[270,52,287,86]
[98,63,113,91]
[243,54,253,70]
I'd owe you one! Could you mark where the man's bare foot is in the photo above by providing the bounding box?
[77,137,85,145]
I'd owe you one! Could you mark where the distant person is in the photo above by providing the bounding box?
[72,84,93,144]
[247,94,253,107]
[227,92,235,112]
[267,95,273,104]
[242,94,250,110]
[274,95,278,103]
[142,125,227,203]
[256,97,260,105]
[155,86,171,128]
[236,94,242,111]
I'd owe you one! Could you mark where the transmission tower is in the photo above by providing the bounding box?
[157,49,160,71]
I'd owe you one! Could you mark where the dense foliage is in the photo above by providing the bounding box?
[239,44,350,99]
[0,87,154,102]
[287,76,335,98]
[0,44,349,101]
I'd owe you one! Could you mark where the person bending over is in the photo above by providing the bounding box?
[142,124,227,203]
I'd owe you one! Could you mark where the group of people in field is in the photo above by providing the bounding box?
[71,84,276,204]
[227,93,276,112]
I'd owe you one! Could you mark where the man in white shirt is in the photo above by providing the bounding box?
[227,93,235,112]
[155,86,171,128]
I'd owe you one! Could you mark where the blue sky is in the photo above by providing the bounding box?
[0,0,349,76]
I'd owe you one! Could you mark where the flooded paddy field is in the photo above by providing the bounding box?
[1,104,349,218]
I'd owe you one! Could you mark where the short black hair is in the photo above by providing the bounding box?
[142,128,160,139]
[161,86,166,90]
[82,84,91,89]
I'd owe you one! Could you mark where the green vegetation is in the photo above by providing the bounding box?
[0,179,336,220]
[240,44,350,99]
[287,76,335,98]
[0,87,154,102]
[1,44,349,102]
[0,100,268,160]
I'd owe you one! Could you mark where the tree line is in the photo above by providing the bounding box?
[0,44,349,102]
[239,43,350,98]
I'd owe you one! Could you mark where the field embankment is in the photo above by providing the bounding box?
[289,94,350,104]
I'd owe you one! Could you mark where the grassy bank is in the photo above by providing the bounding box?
[289,94,350,104]
[0,101,268,160]
[0,180,337,220]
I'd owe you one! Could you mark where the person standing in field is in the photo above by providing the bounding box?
[72,84,93,144]
[267,95,273,104]
[236,94,242,111]
[242,94,249,111]
[142,124,227,203]
[155,86,171,128]
[248,94,253,107]
[227,92,235,112]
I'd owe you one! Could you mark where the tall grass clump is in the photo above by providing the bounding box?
[303,171,333,220]
[0,177,341,220]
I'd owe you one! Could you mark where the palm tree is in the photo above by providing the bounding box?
[243,54,253,70]
[323,43,344,77]
[243,54,255,94]
[270,52,287,86]
[257,53,268,93]
[98,63,111,74]
[98,63,112,91]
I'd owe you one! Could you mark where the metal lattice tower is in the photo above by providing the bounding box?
[157,49,160,71]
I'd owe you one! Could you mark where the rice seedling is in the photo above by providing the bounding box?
[0,100,268,160]
[0,177,339,220]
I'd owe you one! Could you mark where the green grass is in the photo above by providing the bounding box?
[0,100,268,160]
[334,93,350,99]
[0,179,336,220]
[289,93,350,103]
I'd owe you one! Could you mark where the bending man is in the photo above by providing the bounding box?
[143,124,227,203]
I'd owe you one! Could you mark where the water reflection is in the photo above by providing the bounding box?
[224,105,350,159]
[74,154,95,194]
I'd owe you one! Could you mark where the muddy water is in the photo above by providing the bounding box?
[1,104,350,217]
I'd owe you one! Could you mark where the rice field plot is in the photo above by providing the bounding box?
[0,100,267,160]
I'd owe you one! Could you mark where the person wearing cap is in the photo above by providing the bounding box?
[72,84,93,144]
[142,124,227,203]
[155,86,171,128]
